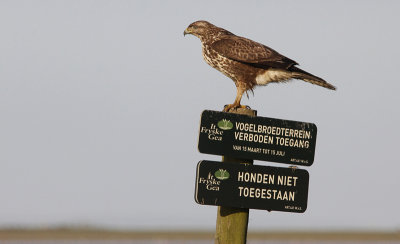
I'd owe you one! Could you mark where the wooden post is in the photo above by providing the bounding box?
[215,107,256,244]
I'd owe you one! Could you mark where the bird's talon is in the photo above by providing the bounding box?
[223,104,234,112]
[223,104,251,112]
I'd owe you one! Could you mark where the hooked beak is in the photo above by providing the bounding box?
[183,27,191,36]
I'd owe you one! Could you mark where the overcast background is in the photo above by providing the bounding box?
[1,0,399,231]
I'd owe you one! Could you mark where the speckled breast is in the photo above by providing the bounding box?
[202,44,237,80]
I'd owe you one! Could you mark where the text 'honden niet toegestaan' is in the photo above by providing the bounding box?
[237,171,298,201]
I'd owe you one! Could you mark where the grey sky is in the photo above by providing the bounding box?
[0,0,399,231]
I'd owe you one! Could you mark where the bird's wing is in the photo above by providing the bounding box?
[211,36,298,69]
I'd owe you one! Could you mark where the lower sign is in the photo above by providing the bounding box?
[195,160,309,213]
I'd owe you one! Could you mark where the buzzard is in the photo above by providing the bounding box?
[184,20,335,112]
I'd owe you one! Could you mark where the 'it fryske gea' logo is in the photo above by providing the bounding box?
[199,172,221,191]
[214,169,230,180]
[217,119,233,130]
[200,119,233,141]
[200,124,223,141]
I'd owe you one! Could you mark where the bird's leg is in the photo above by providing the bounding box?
[223,86,248,112]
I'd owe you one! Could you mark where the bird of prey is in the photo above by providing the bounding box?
[184,20,335,112]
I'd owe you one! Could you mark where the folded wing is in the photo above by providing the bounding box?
[211,36,298,70]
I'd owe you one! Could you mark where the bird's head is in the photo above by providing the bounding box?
[184,20,230,41]
[184,20,213,38]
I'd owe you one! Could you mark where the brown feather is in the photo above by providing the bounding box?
[211,37,298,69]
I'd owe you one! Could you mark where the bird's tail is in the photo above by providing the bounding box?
[290,66,336,90]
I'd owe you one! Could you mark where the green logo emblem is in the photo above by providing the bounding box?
[217,119,233,130]
[214,169,230,180]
